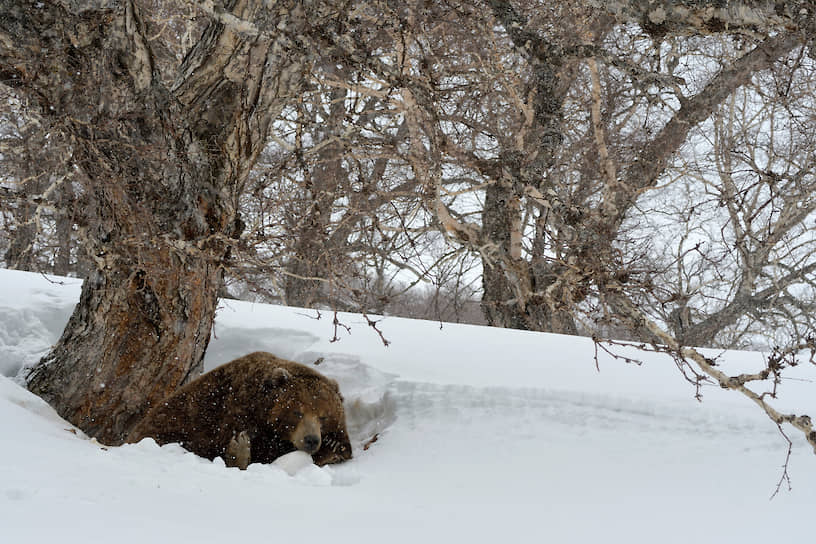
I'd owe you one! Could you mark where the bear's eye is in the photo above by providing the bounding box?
[319,416,328,423]
[293,410,304,419]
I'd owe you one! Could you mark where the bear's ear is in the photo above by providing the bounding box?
[262,367,291,392]
[329,378,344,401]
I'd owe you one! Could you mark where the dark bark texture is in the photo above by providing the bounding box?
[480,0,578,334]
[478,0,802,337]
[284,73,350,308]
[1,0,344,444]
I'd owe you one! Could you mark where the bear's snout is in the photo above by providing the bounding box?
[303,434,321,453]
[291,414,322,454]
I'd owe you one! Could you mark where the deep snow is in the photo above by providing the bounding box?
[1,268,815,543]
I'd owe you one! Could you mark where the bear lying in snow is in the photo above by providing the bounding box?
[126,352,352,469]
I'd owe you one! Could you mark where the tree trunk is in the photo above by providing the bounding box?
[481,181,530,330]
[285,73,349,308]
[4,148,40,271]
[480,0,578,335]
[480,180,579,335]
[27,250,220,444]
[52,179,76,277]
[5,214,36,271]
[2,0,338,444]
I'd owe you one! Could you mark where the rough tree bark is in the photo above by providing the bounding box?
[284,66,350,308]
[480,0,802,336]
[0,0,344,444]
[3,144,40,271]
[480,0,579,334]
[589,0,816,37]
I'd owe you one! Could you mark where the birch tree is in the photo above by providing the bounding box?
[2,0,815,457]
[0,0,352,444]
[353,0,816,452]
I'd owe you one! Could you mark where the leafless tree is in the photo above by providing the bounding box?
[1,0,356,444]
[334,0,816,451]
[0,86,83,275]
[2,0,815,457]
[630,47,816,350]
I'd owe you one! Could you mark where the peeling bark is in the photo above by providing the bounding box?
[27,250,220,444]
[478,0,802,337]
[588,0,816,37]
[285,69,350,308]
[1,0,347,444]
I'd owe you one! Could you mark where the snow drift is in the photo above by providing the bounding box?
[1,268,814,543]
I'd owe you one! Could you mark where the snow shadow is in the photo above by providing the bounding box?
[294,351,399,456]
[0,304,75,379]
[203,326,320,371]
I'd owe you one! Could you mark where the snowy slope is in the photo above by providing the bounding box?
[1,268,815,543]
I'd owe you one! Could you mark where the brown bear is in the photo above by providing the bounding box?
[126,352,352,469]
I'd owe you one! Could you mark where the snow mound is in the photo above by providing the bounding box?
[2,268,816,544]
[0,308,55,378]
[0,271,79,379]
[203,324,320,370]
[272,450,315,475]
[293,351,398,451]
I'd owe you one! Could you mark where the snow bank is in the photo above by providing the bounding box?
[1,268,815,543]
[0,270,80,377]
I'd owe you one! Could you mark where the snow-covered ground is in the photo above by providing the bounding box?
[1,267,814,543]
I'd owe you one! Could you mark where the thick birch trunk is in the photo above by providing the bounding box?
[1,0,342,443]
[27,249,220,445]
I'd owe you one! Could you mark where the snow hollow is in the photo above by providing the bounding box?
[1,268,814,543]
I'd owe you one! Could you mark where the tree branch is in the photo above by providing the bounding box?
[612,33,800,223]
[588,0,816,37]
[607,292,816,455]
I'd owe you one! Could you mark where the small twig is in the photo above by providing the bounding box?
[330,311,352,343]
[296,309,322,321]
[38,271,70,285]
[593,334,713,399]
[592,337,645,367]
[363,433,379,451]
[592,338,601,372]
[770,423,793,500]
[362,312,390,347]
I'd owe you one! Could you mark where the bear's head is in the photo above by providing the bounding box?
[261,365,352,463]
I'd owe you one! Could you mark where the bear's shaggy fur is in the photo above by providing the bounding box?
[126,352,352,468]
